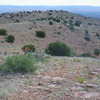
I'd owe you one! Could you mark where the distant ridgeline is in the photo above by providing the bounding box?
[0,6,100,19]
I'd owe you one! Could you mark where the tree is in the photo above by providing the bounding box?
[0,29,7,36]
[45,42,75,56]
[36,31,46,38]
[5,35,15,43]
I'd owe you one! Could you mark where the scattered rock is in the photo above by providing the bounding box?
[86,84,99,88]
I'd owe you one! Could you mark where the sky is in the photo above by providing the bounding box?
[0,0,100,6]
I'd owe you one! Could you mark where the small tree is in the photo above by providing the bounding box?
[36,31,46,38]
[5,35,15,43]
[0,29,7,36]
[22,44,35,54]
[45,42,75,56]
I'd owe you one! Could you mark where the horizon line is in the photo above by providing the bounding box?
[0,5,100,7]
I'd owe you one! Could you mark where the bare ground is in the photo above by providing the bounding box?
[0,57,100,100]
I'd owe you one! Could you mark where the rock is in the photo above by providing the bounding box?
[71,86,85,92]
[83,92,100,99]
[74,91,100,99]
[43,76,52,80]
[90,72,98,75]
[48,84,57,88]
[52,77,65,81]
[75,83,85,87]
[86,84,99,88]
[94,68,100,73]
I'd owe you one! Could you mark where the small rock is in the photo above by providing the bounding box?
[48,84,57,88]
[52,77,65,81]
[83,92,100,99]
[95,68,100,73]
[71,86,85,91]
[86,84,98,88]
[74,91,100,99]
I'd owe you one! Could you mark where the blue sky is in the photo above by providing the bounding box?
[0,0,100,6]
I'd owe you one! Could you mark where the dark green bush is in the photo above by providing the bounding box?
[79,53,93,57]
[84,30,91,41]
[22,44,35,54]
[5,35,15,43]
[0,29,7,36]
[0,55,38,74]
[53,18,60,23]
[45,42,75,56]
[49,21,53,25]
[36,31,46,38]
[75,21,81,27]
[68,19,74,31]
[94,49,100,56]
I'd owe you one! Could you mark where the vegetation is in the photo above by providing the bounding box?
[75,20,81,27]
[22,44,35,54]
[49,21,53,25]
[68,19,75,31]
[84,30,91,41]
[0,55,38,74]
[36,31,46,38]
[5,35,15,43]
[45,42,75,56]
[0,29,7,36]
[77,77,86,83]
[79,53,93,57]
[94,49,100,56]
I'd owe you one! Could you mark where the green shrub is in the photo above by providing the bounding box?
[77,77,86,83]
[49,21,53,25]
[68,24,74,31]
[0,55,38,74]
[5,35,15,43]
[22,44,35,54]
[75,21,81,27]
[94,49,100,56]
[79,53,93,57]
[0,29,7,36]
[68,19,74,31]
[36,31,46,38]
[45,42,75,56]
[84,30,91,41]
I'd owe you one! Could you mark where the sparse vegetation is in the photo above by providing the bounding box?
[0,55,38,74]
[36,31,46,38]
[22,44,35,54]
[5,35,15,43]
[45,42,75,56]
[94,49,100,56]
[0,29,7,36]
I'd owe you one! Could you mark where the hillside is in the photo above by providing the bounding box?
[0,10,100,57]
[0,10,100,100]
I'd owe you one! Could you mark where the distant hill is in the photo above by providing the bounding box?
[0,6,100,19]
[0,10,100,57]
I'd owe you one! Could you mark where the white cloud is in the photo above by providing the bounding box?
[0,0,100,6]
